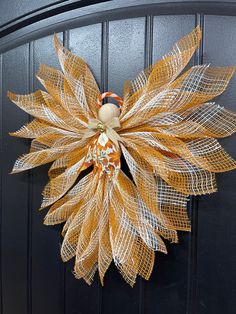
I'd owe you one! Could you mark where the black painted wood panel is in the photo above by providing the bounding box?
[1,2,236,314]
[1,44,30,314]
[196,15,236,314]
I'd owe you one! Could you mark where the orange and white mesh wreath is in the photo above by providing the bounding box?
[8,26,236,286]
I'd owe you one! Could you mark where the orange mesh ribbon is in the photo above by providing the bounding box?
[8,26,236,286]
[97,91,123,109]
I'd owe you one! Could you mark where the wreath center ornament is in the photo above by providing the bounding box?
[8,26,236,287]
[82,92,123,179]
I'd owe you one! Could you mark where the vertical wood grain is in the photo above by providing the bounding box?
[1,44,29,314]
[195,15,236,314]
[0,54,2,150]
[107,18,146,96]
[0,53,3,314]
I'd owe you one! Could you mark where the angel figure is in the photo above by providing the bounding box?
[8,26,236,286]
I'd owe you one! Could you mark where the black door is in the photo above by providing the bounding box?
[1,1,236,314]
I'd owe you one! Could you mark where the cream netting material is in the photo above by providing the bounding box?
[8,26,236,286]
